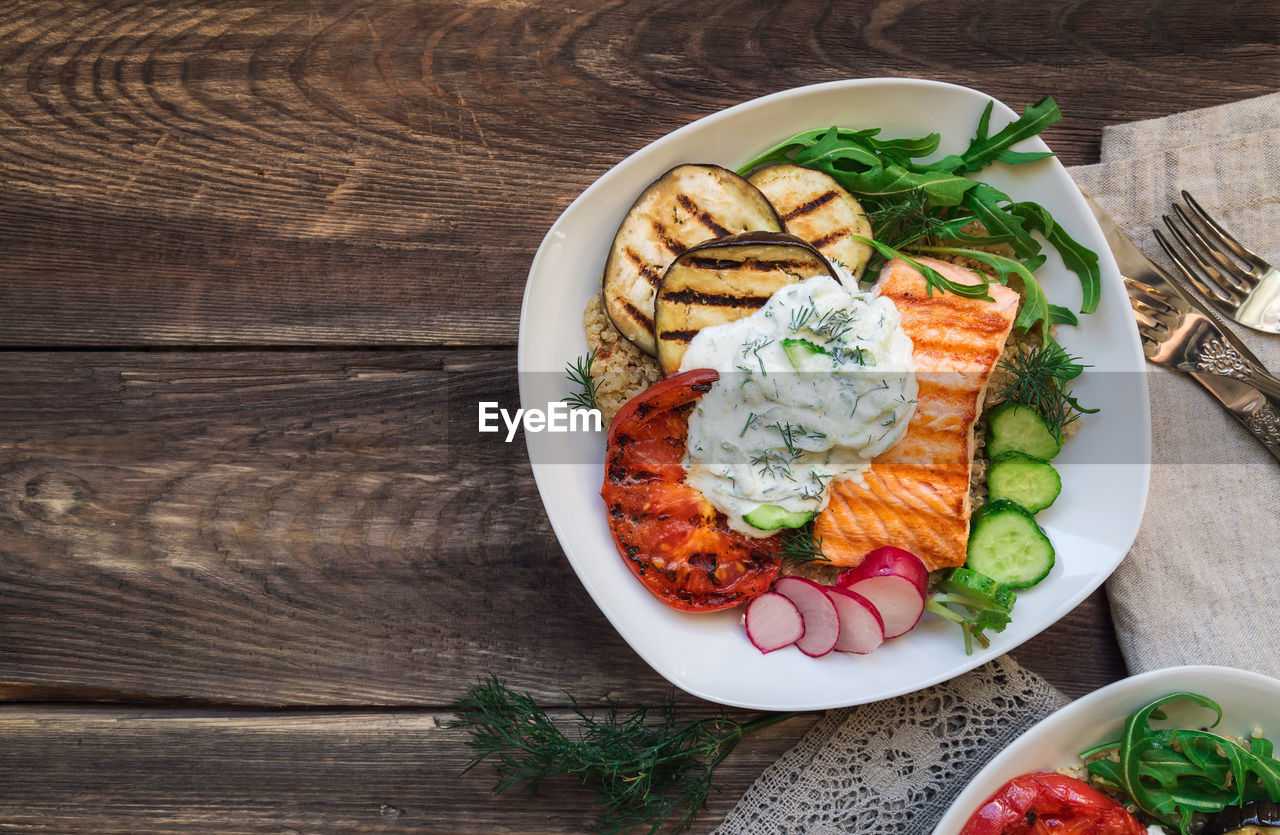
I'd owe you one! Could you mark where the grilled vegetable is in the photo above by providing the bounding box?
[747,163,874,277]
[602,164,782,356]
[654,232,836,375]
[600,369,782,612]
[1202,800,1280,834]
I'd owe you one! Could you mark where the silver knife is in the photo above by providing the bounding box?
[1082,189,1280,461]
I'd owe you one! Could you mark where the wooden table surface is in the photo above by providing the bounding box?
[2,1,1278,831]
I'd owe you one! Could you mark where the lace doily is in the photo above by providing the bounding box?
[713,656,1068,834]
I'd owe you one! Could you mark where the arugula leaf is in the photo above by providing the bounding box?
[850,236,993,300]
[934,97,1063,173]
[1049,304,1079,327]
[1011,201,1102,314]
[913,246,1051,336]
[1084,692,1280,834]
[962,184,1042,258]
[735,97,1099,337]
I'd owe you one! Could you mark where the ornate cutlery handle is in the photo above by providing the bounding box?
[1230,396,1280,463]
[1191,336,1280,402]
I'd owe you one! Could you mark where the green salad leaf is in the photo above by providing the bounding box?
[736,96,1101,330]
[1082,692,1280,834]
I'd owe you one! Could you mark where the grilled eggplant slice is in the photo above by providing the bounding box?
[654,232,837,375]
[747,164,873,278]
[1202,800,1280,834]
[603,164,782,356]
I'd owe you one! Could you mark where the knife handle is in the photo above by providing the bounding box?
[1188,335,1280,403]
[1227,394,1280,463]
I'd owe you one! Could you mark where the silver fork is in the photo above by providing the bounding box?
[1154,190,1280,334]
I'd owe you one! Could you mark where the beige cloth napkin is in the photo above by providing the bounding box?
[1069,93,1280,675]
[715,94,1280,834]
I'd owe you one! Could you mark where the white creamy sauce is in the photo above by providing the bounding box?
[679,274,917,537]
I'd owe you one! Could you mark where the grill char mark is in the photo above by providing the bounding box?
[624,246,664,288]
[621,299,654,333]
[685,256,823,273]
[810,228,850,249]
[781,190,839,222]
[676,194,732,237]
[659,329,700,343]
[660,288,772,308]
[648,220,688,257]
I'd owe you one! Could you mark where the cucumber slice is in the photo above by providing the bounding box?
[987,452,1062,513]
[781,337,829,372]
[936,567,1017,612]
[965,500,1055,588]
[986,401,1061,460]
[743,504,814,531]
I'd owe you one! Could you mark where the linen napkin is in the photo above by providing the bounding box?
[1069,92,1280,675]
[716,93,1280,834]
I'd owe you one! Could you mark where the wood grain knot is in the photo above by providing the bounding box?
[21,472,93,521]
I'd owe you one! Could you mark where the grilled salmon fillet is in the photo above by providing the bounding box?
[814,257,1019,570]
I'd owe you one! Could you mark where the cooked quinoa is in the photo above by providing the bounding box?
[583,293,663,427]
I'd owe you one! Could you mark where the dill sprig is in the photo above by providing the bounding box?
[998,338,1098,440]
[564,348,601,411]
[447,676,796,834]
[867,188,948,249]
[778,522,830,565]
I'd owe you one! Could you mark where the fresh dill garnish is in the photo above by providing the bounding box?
[810,307,855,342]
[739,412,759,438]
[998,338,1098,440]
[867,188,947,249]
[740,336,774,375]
[840,346,868,366]
[769,421,802,458]
[447,675,795,834]
[778,523,830,565]
[788,298,818,333]
[751,448,794,480]
[563,348,601,411]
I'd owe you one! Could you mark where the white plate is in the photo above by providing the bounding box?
[934,665,1280,832]
[518,78,1151,710]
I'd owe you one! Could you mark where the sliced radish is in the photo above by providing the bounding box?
[825,587,885,654]
[837,546,929,596]
[744,592,804,654]
[841,575,925,638]
[772,577,840,657]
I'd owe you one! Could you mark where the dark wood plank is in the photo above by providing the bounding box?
[0,349,1122,705]
[0,704,821,833]
[1,0,1278,346]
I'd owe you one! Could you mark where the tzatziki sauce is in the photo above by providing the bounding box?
[679,274,917,537]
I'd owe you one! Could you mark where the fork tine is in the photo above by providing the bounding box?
[1129,296,1179,329]
[1181,191,1270,275]
[1122,275,1179,306]
[1171,203,1256,290]
[1155,224,1246,305]
[1124,281,1176,316]
[1129,303,1162,332]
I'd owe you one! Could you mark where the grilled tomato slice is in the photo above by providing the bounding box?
[961,773,1146,835]
[601,369,782,612]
